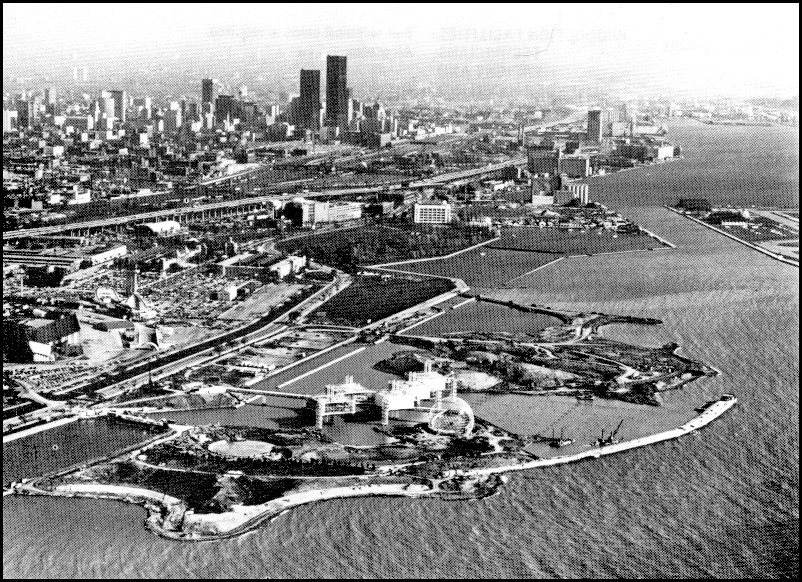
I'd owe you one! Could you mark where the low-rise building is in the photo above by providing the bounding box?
[413,202,452,224]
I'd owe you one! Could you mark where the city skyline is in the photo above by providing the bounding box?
[3,3,799,101]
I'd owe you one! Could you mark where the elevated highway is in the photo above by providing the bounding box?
[5,156,530,240]
[409,156,528,187]
[3,185,389,240]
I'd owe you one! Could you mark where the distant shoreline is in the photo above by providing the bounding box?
[665,206,799,267]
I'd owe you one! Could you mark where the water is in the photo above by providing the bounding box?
[408,300,562,337]
[3,121,799,578]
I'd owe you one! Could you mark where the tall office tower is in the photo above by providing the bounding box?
[3,109,19,133]
[299,69,321,130]
[214,94,235,124]
[103,96,116,122]
[44,87,56,105]
[109,90,126,122]
[325,55,348,127]
[201,78,214,113]
[16,100,33,128]
[587,109,602,143]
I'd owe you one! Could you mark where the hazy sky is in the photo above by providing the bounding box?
[3,3,799,100]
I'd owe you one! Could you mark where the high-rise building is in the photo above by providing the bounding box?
[103,96,116,121]
[587,109,602,142]
[325,55,348,127]
[201,78,214,113]
[527,148,560,176]
[299,69,321,130]
[16,99,33,129]
[214,94,235,124]
[3,109,19,133]
[103,90,127,123]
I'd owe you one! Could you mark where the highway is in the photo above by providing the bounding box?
[4,156,528,240]
[409,156,528,187]
[2,185,389,240]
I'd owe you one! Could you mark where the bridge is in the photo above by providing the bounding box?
[231,387,315,401]
[521,108,589,134]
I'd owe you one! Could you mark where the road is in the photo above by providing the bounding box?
[5,156,529,240]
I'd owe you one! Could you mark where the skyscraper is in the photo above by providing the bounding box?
[325,55,347,128]
[109,90,126,122]
[214,94,235,124]
[587,109,602,143]
[299,69,321,130]
[201,79,214,114]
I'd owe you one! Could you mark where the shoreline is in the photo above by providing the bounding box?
[9,395,737,542]
[665,206,799,267]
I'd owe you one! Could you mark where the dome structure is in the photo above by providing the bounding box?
[428,396,475,436]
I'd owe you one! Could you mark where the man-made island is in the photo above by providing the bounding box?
[3,100,740,542]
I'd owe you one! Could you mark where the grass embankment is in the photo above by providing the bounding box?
[276,223,494,272]
[489,227,660,254]
[398,247,557,287]
[310,276,455,327]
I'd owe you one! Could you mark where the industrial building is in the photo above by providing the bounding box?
[555,183,589,205]
[269,255,307,279]
[617,143,675,163]
[2,243,127,271]
[5,312,81,362]
[527,148,560,176]
[558,156,591,178]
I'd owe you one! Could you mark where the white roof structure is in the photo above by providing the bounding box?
[138,220,181,235]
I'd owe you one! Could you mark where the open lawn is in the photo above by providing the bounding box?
[310,276,454,327]
[397,247,558,288]
[489,227,661,255]
[276,223,493,270]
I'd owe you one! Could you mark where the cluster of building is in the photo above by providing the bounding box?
[313,361,475,436]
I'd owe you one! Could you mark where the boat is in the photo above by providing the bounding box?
[695,400,716,413]
[549,428,574,448]
[592,419,625,447]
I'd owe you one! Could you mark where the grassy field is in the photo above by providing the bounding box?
[310,276,455,327]
[397,247,558,288]
[276,223,493,271]
[406,301,562,337]
[489,227,661,255]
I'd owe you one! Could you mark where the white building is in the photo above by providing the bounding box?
[566,183,590,204]
[531,194,555,206]
[135,220,182,236]
[414,202,452,224]
[269,255,307,279]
